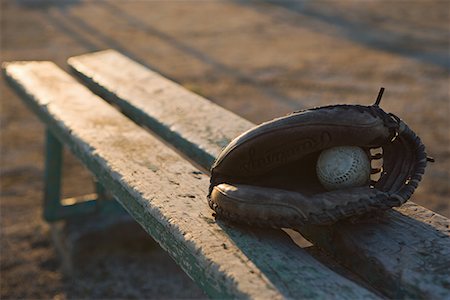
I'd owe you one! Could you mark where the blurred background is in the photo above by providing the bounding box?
[1,0,449,298]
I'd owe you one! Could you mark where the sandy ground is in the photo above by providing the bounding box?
[1,0,449,298]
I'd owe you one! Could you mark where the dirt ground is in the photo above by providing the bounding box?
[1,0,449,299]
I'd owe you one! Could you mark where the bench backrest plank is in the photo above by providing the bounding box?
[3,61,378,299]
[68,50,450,299]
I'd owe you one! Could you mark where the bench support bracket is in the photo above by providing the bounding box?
[43,129,125,221]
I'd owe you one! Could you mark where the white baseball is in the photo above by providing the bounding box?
[316,146,370,191]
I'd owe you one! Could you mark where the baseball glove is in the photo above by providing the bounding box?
[207,88,433,227]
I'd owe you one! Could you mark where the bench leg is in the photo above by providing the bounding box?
[93,179,126,214]
[43,129,64,221]
[43,129,97,221]
[43,129,125,222]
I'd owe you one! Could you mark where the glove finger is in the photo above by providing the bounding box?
[210,183,385,227]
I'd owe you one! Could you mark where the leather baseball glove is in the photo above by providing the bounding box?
[207,89,433,227]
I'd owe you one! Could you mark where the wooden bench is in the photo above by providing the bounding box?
[3,50,449,299]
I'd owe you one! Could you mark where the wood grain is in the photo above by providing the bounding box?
[3,61,377,299]
[68,49,450,299]
[69,49,253,171]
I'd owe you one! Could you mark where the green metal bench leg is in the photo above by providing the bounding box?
[43,129,64,221]
[93,179,126,214]
[43,129,126,222]
[95,179,108,200]
[43,129,97,221]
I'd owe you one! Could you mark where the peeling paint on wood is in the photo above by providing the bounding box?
[68,50,450,299]
[3,61,377,299]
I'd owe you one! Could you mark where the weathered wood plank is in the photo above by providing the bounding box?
[68,49,450,299]
[69,49,252,171]
[3,61,377,299]
[300,202,450,299]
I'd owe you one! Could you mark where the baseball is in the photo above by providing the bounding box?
[316,146,370,191]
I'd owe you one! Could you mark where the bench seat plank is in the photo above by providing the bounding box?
[68,49,450,299]
[3,61,377,299]
[69,50,253,171]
